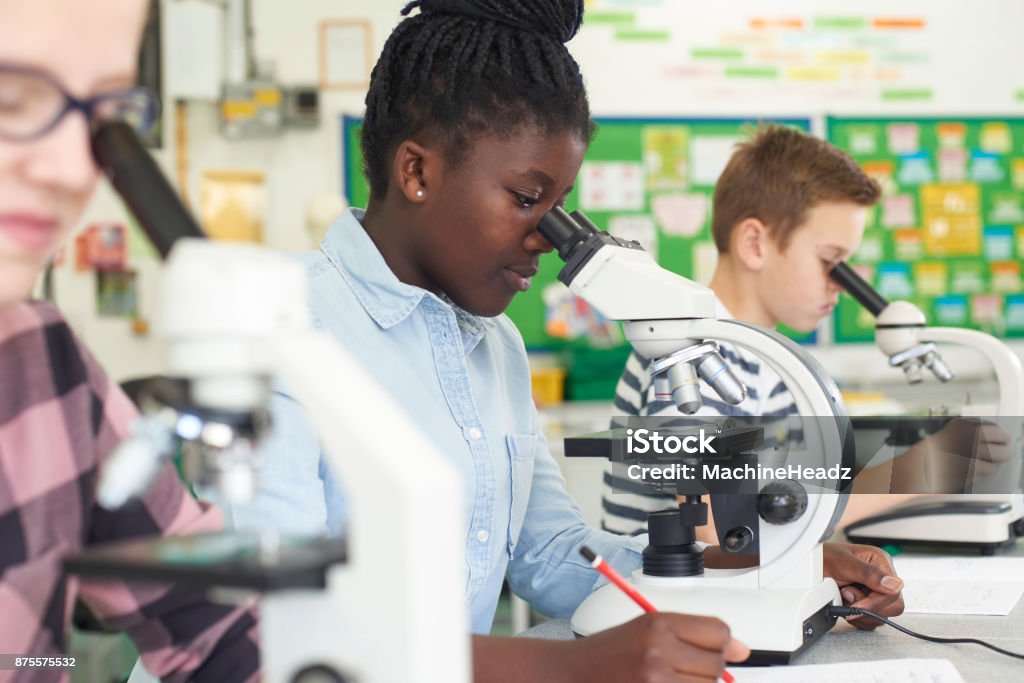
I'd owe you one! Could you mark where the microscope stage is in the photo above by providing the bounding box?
[64,531,347,592]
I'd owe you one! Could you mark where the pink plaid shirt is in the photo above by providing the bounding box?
[0,302,259,682]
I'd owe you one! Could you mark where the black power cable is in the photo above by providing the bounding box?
[828,606,1024,661]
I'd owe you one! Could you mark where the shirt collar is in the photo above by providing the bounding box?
[713,295,735,320]
[321,209,487,349]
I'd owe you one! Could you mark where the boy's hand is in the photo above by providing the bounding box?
[823,542,904,630]
[562,613,749,682]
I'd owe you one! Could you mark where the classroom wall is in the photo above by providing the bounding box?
[55,0,411,381]
[57,0,1024,389]
[573,0,1024,118]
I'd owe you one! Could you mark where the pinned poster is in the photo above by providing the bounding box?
[980,122,1012,154]
[913,262,947,297]
[937,149,967,183]
[987,192,1024,224]
[886,122,919,155]
[96,270,139,318]
[934,295,969,326]
[75,223,127,272]
[920,183,981,256]
[1012,159,1024,190]
[1007,294,1024,331]
[897,153,934,185]
[848,125,879,155]
[643,126,688,192]
[651,193,708,237]
[690,135,740,186]
[608,215,657,258]
[579,161,645,211]
[984,226,1014,260]
[881,194,915,228]
[950,261,986,294]
[937,122,967,149]
[893,229,924,261]
[971,295,1003,325]
[969,151,1004,184]
[992,262,1022,293]
[876,264,914,299]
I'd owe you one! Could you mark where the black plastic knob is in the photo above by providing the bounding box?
[757,481,808,525]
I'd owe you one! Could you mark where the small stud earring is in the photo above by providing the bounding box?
[416,189,424,198]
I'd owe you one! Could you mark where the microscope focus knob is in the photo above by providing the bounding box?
[722,525,754,552]
[757,481,808,525]
[291,665,351,683]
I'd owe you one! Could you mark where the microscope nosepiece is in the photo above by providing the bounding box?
[923,351,954,382]
[667,362,703,414]
[902,361,924,384]
[696,353,747,405]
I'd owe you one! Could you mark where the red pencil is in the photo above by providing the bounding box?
[579,545,735,683]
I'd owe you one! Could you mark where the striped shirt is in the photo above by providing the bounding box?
[602,299,799,536]
[0,302,259,683]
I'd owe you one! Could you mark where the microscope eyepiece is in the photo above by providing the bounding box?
[829,261,888,317]
[91,121,205,259]
[537,207,590,260]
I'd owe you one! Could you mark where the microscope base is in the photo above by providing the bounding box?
[845,495,1024,555]
[571,574,840,664]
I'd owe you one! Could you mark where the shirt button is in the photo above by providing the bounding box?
[476,529,489,542]
[468,427,482,440]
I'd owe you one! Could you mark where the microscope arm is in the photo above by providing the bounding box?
[538,208,851,589]
[260,331,470,682]
[919,327,1024,416]
[639,317,851,587]
[537,205,717,321]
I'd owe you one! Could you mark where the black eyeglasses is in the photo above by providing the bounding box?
[0,63,159,142]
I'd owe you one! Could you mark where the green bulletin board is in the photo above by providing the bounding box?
[828,116,1024,343]
[342,116,811,349]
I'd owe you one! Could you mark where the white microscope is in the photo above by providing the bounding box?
[63,123,471,683]
[537,208,856,664]
[829,262,1024,554]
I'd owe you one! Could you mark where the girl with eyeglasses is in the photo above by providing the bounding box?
[0,2,258,680]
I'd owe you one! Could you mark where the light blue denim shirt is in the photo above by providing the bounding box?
[225,208,644,633]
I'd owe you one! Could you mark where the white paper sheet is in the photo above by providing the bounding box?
[893,556,1024,615]
[893,556,1024,582]
[901,581,1024,615]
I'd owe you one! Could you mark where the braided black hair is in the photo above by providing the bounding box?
[361,0,593,199]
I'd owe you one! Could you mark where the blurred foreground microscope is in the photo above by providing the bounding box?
[537,208,856,664]
[63,123,470,683]
[830,262,1024,554]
